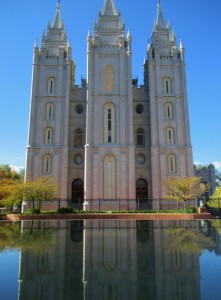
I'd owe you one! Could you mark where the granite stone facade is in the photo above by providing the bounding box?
[26,1,193,208]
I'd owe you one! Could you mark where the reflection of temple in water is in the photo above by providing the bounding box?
[18,220,200,300]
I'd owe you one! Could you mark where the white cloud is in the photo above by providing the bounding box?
[194,161,203,166]
[213,161,221,170]
[9,165,24,173]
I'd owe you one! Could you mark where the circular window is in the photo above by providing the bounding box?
[136,104,144,114]
[75,104,84,114]
[74,154,83,165]
[137,154,145,164]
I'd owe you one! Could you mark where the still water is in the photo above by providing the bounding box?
[0,220,221,300]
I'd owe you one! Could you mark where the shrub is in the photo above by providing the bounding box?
[57,207,75,214]
[23,208,41,214]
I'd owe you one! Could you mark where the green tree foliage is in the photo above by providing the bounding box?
[0,164,24,181]
[0,178,22,207]
[207,187,221,208]
[0,177,57,211]
[195,164,207,171]
[163,176,209,208]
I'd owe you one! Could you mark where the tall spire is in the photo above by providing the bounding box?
[155,0,166,29]
[52,1,63,29]
[102,0,117,16]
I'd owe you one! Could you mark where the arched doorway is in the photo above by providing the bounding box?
[136,179,148,203]
[72,179,84,203]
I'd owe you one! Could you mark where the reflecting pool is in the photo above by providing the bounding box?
[0,220,221,300]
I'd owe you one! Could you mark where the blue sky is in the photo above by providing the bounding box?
[0,0,221,171]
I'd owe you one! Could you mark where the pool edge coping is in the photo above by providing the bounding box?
[6,213,212,221]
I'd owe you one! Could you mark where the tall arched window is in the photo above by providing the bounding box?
[165,102,173,119]
[43,154,52,174]
[168,154,176,173]
[105,65,114,92]
[46,103,54,120]
[164,77,172,94]
[137,129,145,146]
[75,129,83,147]
[47,77,55,94]
[166,128,175,145]
[44,128,53,145]
[104,155,116,199]
[104,103,115,144]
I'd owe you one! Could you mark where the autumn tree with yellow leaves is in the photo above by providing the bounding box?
[163,176,209,208]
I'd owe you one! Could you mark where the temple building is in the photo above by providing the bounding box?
[25,0,193,208]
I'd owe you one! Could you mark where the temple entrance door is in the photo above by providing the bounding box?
[72,179,84,203]
[136,179,148,203]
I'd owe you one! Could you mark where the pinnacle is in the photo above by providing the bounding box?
[156,0,166,30]
[102,0,117,16]
[52,1,63,29]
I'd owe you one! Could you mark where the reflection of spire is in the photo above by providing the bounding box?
[102,0,117,16]
[156,0,166,29]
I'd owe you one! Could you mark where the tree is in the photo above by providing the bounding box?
[163,176,209,208]
[0,164,24,181]
[18,169,25,182]
[0,178,22,208]
[207,187,221,209]
[16,177,57,212]
[0,164,12,178]
[195,164,207,171]
[0,177,58,212]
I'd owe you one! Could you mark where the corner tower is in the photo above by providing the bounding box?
[26,2,75,199]
[144,2,194,202]
[84,0,136,207]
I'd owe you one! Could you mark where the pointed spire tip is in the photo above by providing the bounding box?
[156,0,166,29]
[102,0,117,16]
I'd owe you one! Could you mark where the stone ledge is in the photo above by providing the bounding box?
[6,213,212,221]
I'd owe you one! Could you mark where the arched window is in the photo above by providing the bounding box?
[47,77,55,94]
[165,102,173,119]
[46,103,54,120]
[136,179,148,202]
[43,154,51,174]
[168,154,176,173]
[164,77,172,94]
[105,65,114,92]
[104,155,116,199]
[75,129,83,147]
[104,103,115,144]
[44,128,53,145]
[166,128,175,145]
[137,129,145,146]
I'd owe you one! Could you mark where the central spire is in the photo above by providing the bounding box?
[156,0,166,29]
[52,1,63,29]
[102,0,117,16]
